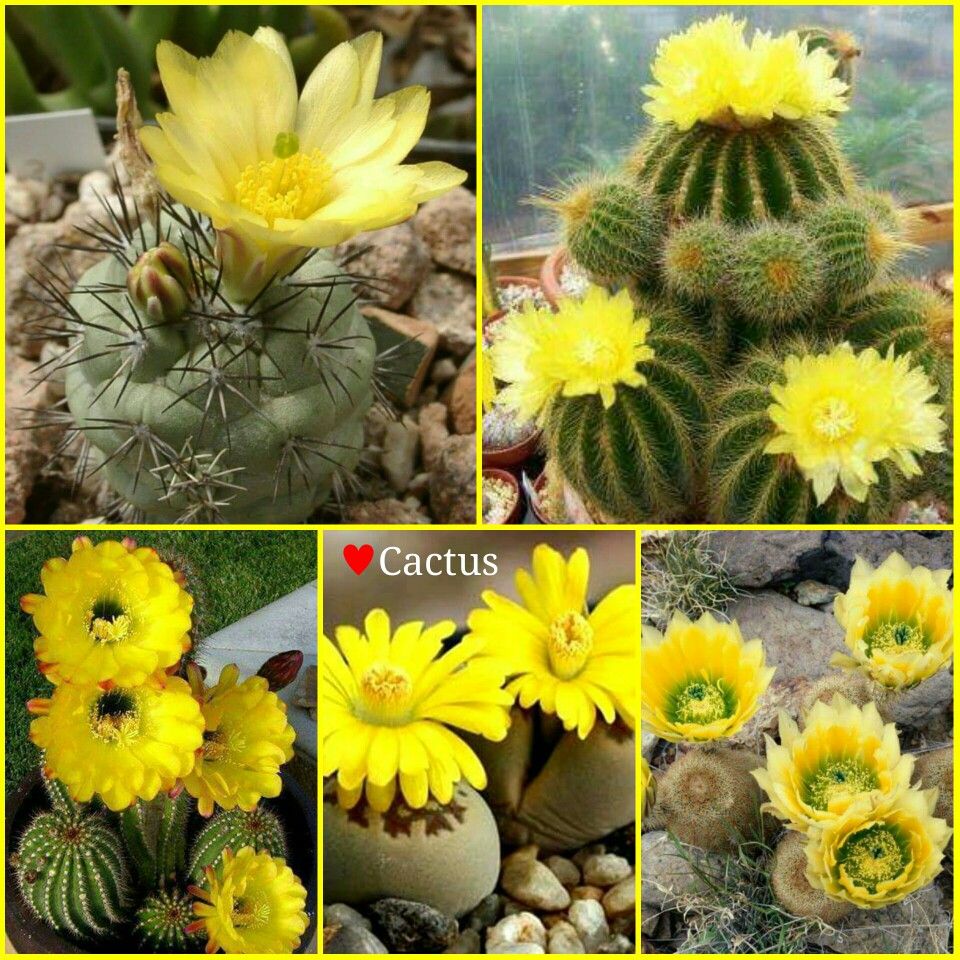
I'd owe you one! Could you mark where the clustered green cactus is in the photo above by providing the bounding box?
[188,806,287,881]
[542,26,951,523]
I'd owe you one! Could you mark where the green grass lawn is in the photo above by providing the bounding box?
[5,530,317,794]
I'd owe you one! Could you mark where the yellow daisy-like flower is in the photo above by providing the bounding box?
[764,343,945,504]
[831,552,953,690]
[188,846,308,953]
[490,286,654,423]
[642,611,775,743]
[641,756,656,820]
[642,15,849,131]
[28,675,204,811]
[805,788,951,908]
[140,29,465,301]
[182,664,296,817]
[20,537,192,688]
[323,610,513,812]
[467,544,638,738]
[753,695,914,833]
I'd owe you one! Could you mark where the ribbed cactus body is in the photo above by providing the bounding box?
[662,219,732,302]
[59,206,375,522]
[120,791,192,889]
[706,347,899,523]
[560,179,665,284]
[14,782,129,940]
[629,118,852,222]
[187,805,287,881]
[135,888,204,951]
[544,310,711,521]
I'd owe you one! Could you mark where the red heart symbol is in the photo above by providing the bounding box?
[343,544,374,575]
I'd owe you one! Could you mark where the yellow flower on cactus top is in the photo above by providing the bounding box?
[467,544,639,737]
[764,343,945,505]
[323,609,513,812]
[831,552,953,690]
[752,695,914,833]
[642,15,849,131]
[804,788,951,908]
[28,675,204,811]
[481,347,497,413]
[642,612,775,743]
[140,29,465,301]
[490,286,655,423]
[183,665,296,817]
[20,537,192,688]
[188,846,309,953]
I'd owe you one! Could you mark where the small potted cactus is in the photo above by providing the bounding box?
[482,467,522,524]
[6,536,316,953]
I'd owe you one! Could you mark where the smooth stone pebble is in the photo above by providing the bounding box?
[598,934,635,953]
[602,877,636,918]
[368,898,457,953]
[571,844,605,868]
[501,858,571,911]
[569,898,609,952]
[571,885,604,902]
[487,945,545,954]
[325,924,389,953]
[486,911,547,950]
[545,855,581,888]
[547,920,585,953]
[794,579,840,606]
[502,843,540,868]
[466,892,502,932]
[324,903,372,931]
[582,853,632,887]
[444,929,481,953]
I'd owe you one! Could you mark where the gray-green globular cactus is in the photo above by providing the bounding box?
[119,790,192,889]
[134,887,204,951]
[13,772,130,940]
[187,805,286,881]
[28,190,404,522]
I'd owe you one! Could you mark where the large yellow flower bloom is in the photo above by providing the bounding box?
[183,665,296,817]
[753,695,914,833]
[189,846,308,953]
[765,343,945,504]
[140,29,465,301]
[831,552,953,689]
[323,610,513,812]
[28,675,204,811]
[642,612,775,743]
[20,537,192,688]
[489,286,655,423]
[642,15,849,130]
[804,788,951,908]
[467,544,638,737]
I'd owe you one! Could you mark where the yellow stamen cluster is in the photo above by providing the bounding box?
[547,611,595,679]
[234,148,332,227]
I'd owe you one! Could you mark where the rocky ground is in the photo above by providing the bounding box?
[641,530,954,954]
[5,163,476,524]
[324,827,636,954]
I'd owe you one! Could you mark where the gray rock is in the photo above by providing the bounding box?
[545,855,581,888]
[547,920,585,953]
[723,590,844,681]
[410,272,476,357]
[429,435,476,523]
[571,844,605,869]
[809,885,949,953]
[324,924,389,953]
[568,898,609,952]
[597,934,635,953]
[709,532,823,586]
[642,732,658,760]
[582,854,632,887]
[368,898,458,953]
[486,911,547,950]
[880,669,954,728]
[465,892,502,932]
[324,903,372,931]
[794,580,840,606]
[501,858,572,911]
[805,531,952,588]
[381,418,420,492]
[444,929,482,953]
[413,187,476,275]
[601,877,636,919]
[640,831,722,911]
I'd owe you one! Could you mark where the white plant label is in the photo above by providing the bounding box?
[6,108,105,179]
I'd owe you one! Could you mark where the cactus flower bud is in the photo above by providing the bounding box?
[127,242,193,322]
[256,649,304,692]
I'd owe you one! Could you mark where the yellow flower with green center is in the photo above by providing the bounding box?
[831,552,952,689]
[642,15,849,131]
[140,29,465,301]
[182,664,296,817]
[188,846,308,953]
[752,694,914,833]
[764,343,945,504]
[642,611,774,743]
[805,788,951,908]
[323,609,513,812]
[20,537,192,688]
[489,286,655,423]
[28,675,204,811]
[467,545,638,738]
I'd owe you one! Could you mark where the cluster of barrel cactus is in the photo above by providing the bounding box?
[544,26,951,523]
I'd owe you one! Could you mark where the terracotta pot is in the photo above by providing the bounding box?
[539,248,569,309]
[529,471,553,525]
[5,768,318,954]
[482,468,522,524]
[484,275,546,342]
[481,425,541,469]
